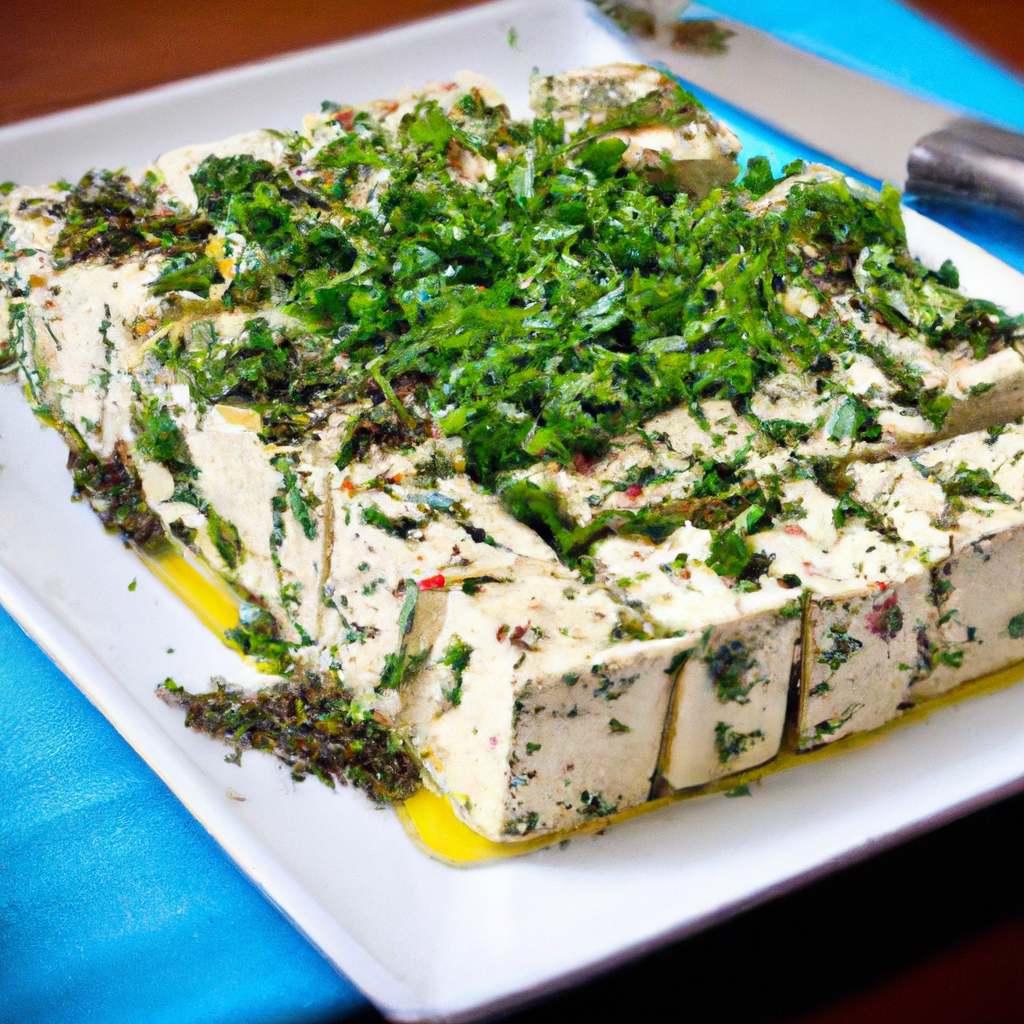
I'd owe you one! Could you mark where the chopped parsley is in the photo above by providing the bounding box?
[10,62,1024,822]
[818,623,864,673]
[158,675,417,801]
[714,721,764,764]
[439,634,473,707]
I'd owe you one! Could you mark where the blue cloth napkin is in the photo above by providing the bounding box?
[0,605,364,1024]
[2,3,1023,1022]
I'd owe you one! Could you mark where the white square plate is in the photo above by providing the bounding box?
[3,1,1024,1019]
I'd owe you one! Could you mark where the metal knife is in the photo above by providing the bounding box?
[595,0,1024,217]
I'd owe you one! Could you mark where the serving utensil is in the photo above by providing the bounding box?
[599,0,1024,217]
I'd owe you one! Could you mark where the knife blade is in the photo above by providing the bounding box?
[596,1,1024,216]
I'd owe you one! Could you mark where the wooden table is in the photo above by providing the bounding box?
[2,3,1023,1023]
[1,0,1020,128]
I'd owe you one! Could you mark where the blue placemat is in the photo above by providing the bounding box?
[2,3,1023,1022]
[708,0,1024,131]
[698,0,1024,273]
[0,605,364,1024]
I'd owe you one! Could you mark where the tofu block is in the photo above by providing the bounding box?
[921,522,1024,695]
[398,572,682,841]
[184,415,283,608]
[662,610,800,788]
[17,255,162,455]
[320,453,557,706]
[7,65,1024,842]
[592,524,800,789]
[849,426,1024,701]
[755,476,936,749]
[834,292,1024,446]
[798,575,933,747]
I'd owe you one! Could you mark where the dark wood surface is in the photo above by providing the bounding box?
[0,0,479,126]
[0,0,1020,127]
[2,3,1023,1022]
[908,0,1024,79]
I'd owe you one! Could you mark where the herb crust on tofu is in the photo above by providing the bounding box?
[3,64,1024,839]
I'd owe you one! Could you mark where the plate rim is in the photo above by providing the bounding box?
[0,0,528,141]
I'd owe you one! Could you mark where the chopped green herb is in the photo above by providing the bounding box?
[705,637,758,704]
[439,634,473,707]
[818,623,864,672]
[157,675,417,801]
[714,721,764,764]
[578,790,618,817]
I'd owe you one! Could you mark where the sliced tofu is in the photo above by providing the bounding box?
[755,477,935,748]
[776,424,1024,749]
[593,519,800,788]
[834,291,1024,448]
[184,412,283,608]
[320,448,560,706]
[272,451,332,646]
[923,519,1024,696]
[663,610,800,788]
[320,484,444,704]
[529,64,741,197]
[397,568,681,841]
[8,64,1024,846]
[20,258,163,455]
[850,425,1024,700]
[797,575,933,747]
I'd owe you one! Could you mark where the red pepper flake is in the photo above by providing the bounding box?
[333,108,356,129]
[418,574,446,591]
[625,483,643,498]
[866,592,903,641]
[783,524,807,536]
[496,623,510,642]
[391,473,403,483]
[341,478,354,493]
[572,452,595,475]
[510,621,537,651]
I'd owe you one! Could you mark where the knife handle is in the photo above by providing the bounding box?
[906,118,1024,219]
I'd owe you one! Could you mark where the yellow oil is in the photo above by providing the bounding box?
[397,659,1024,866]
[141,549,241,637]
[143,548,1024,868]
